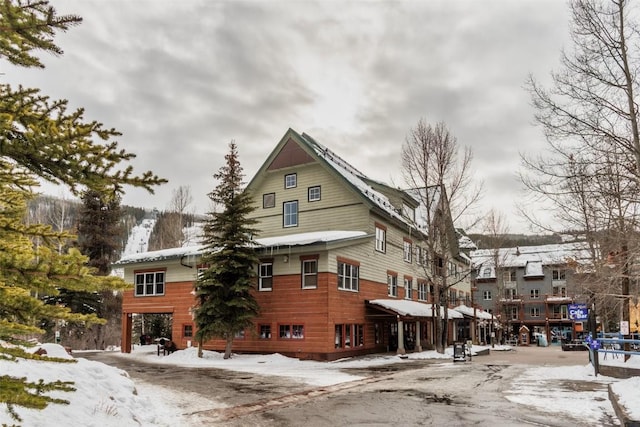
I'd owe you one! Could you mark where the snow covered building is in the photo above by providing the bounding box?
[471,242,593,345]
[116,129,475,360]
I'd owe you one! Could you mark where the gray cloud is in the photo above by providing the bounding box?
[4,0,571,232]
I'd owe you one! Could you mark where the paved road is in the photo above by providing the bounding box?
[82,346,616,426]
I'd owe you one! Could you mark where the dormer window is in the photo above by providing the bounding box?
[402,203,415,222]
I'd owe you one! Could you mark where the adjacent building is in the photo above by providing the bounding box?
[471,243,592,345]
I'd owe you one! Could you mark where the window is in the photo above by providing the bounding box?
[553,286,567,297]
[335,324,364,348]
[259,324,271,339]
[530,289,540,299]
[510,306,518,320]
[280,324,304,339]
[530,307,540,317]
[285,173,297,188]
[375,225,386,253]
[263,192,275,208]
[416,246,422,265]
[504,288,517,299]
[552,269,566,281]
[302,259,317,289]
[404,277,412,300]
[503,270,516,283]
[402,203,415,221]
[308,186,321,202]
[387,273,398,297]
[483,290,492,300]
[134,271,165,296]
[338,260,359,291]
[235,330,245,339]
[259,262,273,291]
[183,324,193,338]
[283,201,298,227]
[403,239,412,263]
[433,256,444,277]
[418,282,427,301]
[481,267,492,278]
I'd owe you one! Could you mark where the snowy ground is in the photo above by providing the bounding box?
[1,342,638,426]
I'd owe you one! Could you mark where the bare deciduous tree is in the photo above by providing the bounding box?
[522,0,640,338]
[402,119,483,353]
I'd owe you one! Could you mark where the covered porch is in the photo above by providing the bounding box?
[366,299,464,354]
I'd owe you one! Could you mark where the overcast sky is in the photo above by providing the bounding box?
[6,0,572,233]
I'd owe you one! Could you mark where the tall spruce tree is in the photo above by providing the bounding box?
[194,141,259,359]
[75,189,123,350]
[0,1,165,419]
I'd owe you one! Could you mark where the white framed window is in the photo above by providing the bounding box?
[375,225,386,253]
[135,271,165,296]
[530,289,540,299]
[505,288,517,299]
[402,203,415,221]
[387,274,398,297]
[280,324,304,339]
[483,290,492,300]
[285,173,297,188]
[530,307,540,317]
[418,282,427,301]
[302,259,317,289]
[259,262,273,291]
[552,269,566,281]
[403,240,412,263]
[510,306,518,320]
[259,324,271,339]
[415,246,422,265]
[283,201,298,227]
[404,278,412,300]
[308,186,321,202]
[338,260,359,291]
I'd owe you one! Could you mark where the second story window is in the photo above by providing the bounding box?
[259,262,273,291]
[283,201,298,227]
[135,271,165,296]
[418,282,427,301]
[285,173,297,188]
[483,290,492,300]
[387,273,398,297]
[375,225,386,253]
[338,260,359,291]
[404,278,412,300]
[530,307,540,317]
[302,259,318,289]
[530,289,540,299]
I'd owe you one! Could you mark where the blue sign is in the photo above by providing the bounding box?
[568,303,588,321]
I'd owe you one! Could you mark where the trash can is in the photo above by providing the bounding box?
[453,342,467,362]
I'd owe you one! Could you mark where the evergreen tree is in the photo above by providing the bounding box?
[194,141,259,359]
[0,1,165,419]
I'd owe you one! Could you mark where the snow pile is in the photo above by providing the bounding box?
[505,365,616,422]
[0,344,186,426]
[611,377,640,420]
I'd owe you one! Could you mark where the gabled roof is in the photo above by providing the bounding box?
[247,129,464,242]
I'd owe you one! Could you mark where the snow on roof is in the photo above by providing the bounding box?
[452,304,495,320]
[257,230,367,247]
[471,242,593,270]
[368,299,463,319]
[300,133,412,226]
[115,231,368,265]
[524,260,544,277]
